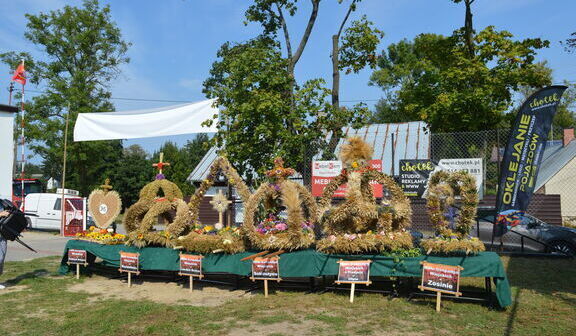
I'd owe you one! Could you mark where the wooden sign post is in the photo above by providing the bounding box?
[335,260,372,303]
[179,254,204,292]
[250,256,282,298]
[119,252,140,287]
[418,262,463,312]
[67,249,88,279]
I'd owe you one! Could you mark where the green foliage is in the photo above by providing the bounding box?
[151,136,210,197]
[562,31,576,53]
[370,27,551,132]
[107,145,150,208]
[244,0,297,35]
[339,16,383,74]
[203,37,368,182]
[0,0,130,196]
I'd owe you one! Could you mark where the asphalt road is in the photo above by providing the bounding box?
[5,231,71,262]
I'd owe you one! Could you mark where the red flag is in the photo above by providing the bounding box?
[11,61,26,85]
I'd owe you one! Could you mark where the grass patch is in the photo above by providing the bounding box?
[0,256,575,335]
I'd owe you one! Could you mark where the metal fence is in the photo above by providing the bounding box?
[292,126,573,252]
[196,125,573,254]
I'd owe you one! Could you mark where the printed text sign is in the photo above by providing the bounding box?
[336,260,372,284]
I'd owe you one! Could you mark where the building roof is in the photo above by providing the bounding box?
[187,121,430,182]
[0,104,18,113]
[535,140,576,191]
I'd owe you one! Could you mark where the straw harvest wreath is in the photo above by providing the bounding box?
[316,137,413,254]
[75,179,126,245]
[176,156,251,254]
[420,170,485,255]
[124,155,189,248]
[242,157,318,251]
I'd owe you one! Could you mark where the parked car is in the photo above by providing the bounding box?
[477,212,576,256]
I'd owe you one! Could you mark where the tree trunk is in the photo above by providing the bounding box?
[332,35,340,110]
[323,34,342,160]
[464,0,474,58]
[324,1,355,160]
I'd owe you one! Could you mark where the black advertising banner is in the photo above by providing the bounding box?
[399,160,435,197]
[495,86,567,235]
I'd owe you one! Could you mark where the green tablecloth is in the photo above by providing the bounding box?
[59,240,512,307]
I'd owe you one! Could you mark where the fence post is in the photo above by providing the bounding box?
[391,133,395,176]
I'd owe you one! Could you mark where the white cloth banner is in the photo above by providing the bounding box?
[73,99,219,141]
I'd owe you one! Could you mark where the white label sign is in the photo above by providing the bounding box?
[312,161,343,177]
[99,203,108,215]
[434,158,483,198]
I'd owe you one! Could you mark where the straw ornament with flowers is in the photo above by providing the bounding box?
[177,155,250,254]
[123,153,191,248]
[420,170,485,255]
[316,137,413,254]
[243,157,318,251]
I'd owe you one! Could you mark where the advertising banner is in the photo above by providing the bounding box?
[311,160,382,197]
[495,86,567,235]
[399,160,435,197]
[435,158,484,198]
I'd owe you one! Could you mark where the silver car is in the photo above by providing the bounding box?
[477,213,576,256]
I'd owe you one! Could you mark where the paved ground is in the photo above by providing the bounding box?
[5,231,71,262]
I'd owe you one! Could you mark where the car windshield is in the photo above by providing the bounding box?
[519,214,541,227]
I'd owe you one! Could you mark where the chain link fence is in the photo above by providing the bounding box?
[197,125,573,253]
[289,126,573,253]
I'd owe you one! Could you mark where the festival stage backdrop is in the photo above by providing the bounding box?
[495,86,567,235]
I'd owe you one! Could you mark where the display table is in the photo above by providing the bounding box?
[59,240,512,307]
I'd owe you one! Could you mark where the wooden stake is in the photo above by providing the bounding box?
[264,279,269,298]
[60,108,70,237]
[190,276,193,292]
[128,272,132,288]
[436,292,441,312]
[240,250,269,261]
[76,264,80,279]
[350,283,356,303]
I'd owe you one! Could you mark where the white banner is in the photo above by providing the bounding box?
[434,158,484,198]
[74,99,219,141]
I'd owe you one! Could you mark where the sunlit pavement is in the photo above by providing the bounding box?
[5,231,71,262]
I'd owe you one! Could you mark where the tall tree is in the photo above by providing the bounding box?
[452,0,475,57]
[206,1,379,178]
[562,32,576,53]
[370,27,551,132]
[108,145,150,208]
[1,0,130,196]
[204,37,357,183]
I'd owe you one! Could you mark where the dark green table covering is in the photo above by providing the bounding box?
[59,239,512,307]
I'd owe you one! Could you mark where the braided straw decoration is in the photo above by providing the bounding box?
[188,156,251,224]
[243,180,318,251]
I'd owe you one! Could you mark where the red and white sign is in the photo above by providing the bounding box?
[119,252,140,274]
[311,160,383,197]
[179,254,203,277]
[62,197,86,237]
[67,249,87,264]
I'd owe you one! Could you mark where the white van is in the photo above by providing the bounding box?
[25,189,86,231]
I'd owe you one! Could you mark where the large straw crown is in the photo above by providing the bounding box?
[339,136,373,165]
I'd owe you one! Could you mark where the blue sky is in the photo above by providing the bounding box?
[1,0,575,157]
